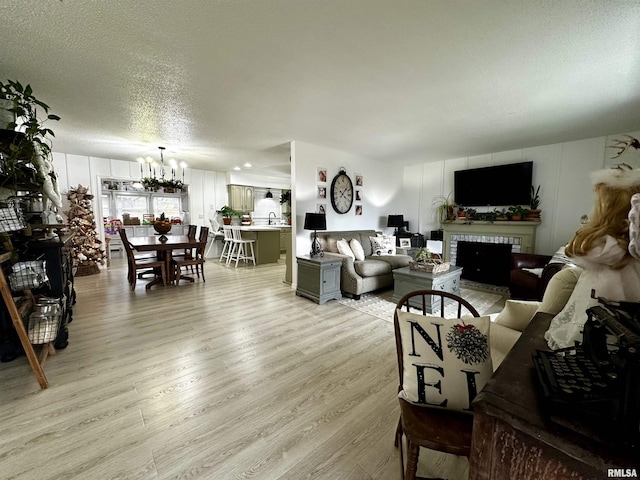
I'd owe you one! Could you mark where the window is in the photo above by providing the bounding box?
[115,194,149,221]
[101,195,111,219]
[153,196,182,219]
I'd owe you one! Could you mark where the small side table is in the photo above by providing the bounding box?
[296,254,343,304]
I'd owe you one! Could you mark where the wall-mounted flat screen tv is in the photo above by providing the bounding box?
[454,161,533,207]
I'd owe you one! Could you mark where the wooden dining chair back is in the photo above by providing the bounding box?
[393,289,480,480]
[118,228,166,290]
[174,226,209,285]
[173,224,199,273]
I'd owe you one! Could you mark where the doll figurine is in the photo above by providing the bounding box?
[545,164,640,349]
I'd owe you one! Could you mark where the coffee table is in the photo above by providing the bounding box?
[392,265,463,313]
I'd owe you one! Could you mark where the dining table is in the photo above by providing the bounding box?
[128,234,204,288]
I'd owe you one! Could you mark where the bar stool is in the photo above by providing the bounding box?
[230,226,256,268]
[220,225,234,263]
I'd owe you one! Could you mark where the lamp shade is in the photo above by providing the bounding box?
[387,214,404,228]
[304,212,326,230]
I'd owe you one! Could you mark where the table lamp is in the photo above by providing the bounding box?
[304,212,326,257]
[387,214,404,235]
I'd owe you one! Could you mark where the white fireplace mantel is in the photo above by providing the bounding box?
[442,220,540,264]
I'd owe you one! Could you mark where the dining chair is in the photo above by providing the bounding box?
[219,225,234,264]
[393,289,480,480]
[173,224,199,273]
[118,228,167,290]
[174,226,209,285]
[229,225,256,268]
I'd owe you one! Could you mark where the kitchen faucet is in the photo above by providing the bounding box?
[268,212,276,225]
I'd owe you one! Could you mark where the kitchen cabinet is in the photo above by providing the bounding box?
[228,185,254,212]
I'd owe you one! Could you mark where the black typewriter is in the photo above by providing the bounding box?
[533,295,640,446]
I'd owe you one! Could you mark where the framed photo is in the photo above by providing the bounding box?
[355,174,363,186]
[399,238,411,248]
[317,167,327,183]
[317,186,326,199]
[355,205,362,216]
[355,190,361,201]
[317,203,326,214]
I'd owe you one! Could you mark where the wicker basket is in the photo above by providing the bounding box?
[409,259,451,274]
[75,262,101,277]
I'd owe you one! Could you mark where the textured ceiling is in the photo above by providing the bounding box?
[1,0,639,178]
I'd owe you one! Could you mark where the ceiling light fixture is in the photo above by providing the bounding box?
[234,166,241,171]
[244,162,252,168]
[266,188,273,199]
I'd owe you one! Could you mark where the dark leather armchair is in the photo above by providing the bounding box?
[509,253,565,300]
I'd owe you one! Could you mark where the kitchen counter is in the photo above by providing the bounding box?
[238,228,281,264]
[240,225,290,230]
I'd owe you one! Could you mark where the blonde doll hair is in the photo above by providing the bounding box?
[566,165,640,267]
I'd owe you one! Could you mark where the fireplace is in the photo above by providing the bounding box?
[442,220,540,285]
[456,241,512,285]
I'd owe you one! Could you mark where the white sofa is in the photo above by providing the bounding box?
[490,266,583,368]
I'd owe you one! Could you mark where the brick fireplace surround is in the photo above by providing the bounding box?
[442,221,540,266]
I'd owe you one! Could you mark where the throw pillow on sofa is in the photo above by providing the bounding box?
[370,235,396,256]
[396,310,493,413]
[494,300,540,332]
[349,238,365,261]
[336,238,355,260]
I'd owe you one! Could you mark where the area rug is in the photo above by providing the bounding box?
[337,287,505,323]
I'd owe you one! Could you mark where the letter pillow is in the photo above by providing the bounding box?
[396,310,493,413]
[369,235,396,256]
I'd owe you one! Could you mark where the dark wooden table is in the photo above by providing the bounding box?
[128,235,203,287]
[470,312,637,480]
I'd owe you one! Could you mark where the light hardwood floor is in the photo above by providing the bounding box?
[0,255,467,480]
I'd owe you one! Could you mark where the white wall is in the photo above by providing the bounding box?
[291,141,405,260]
[403,129,640,255]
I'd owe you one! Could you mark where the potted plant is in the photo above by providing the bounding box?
[493,208,508,221]
[456,206,466,219]
[279,190,291,206]
[159,178,184,193]
[432,193,457,224]
[216,205,240,225]
[507,205,529,221]
[465,208,477,220]
[526,185,542,220]
[0,79,60,189]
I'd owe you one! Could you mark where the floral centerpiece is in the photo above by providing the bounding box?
[409,247,450,274]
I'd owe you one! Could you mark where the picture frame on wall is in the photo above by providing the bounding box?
[355,174,363,186]
[317,204,326,214]
[355,205,362,216]
[355,190,361,201]
[318,167,327,183]
[318,186,326,199]
[399,238,411,248]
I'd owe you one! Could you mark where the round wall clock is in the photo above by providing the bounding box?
[330,168,354,214]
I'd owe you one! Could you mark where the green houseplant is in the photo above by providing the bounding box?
[527,185,542,220]
[0,79,62,207]
[507,205,529,221]
[432,193,457,224]
[216,205,240,225]
[0,80,60,178]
